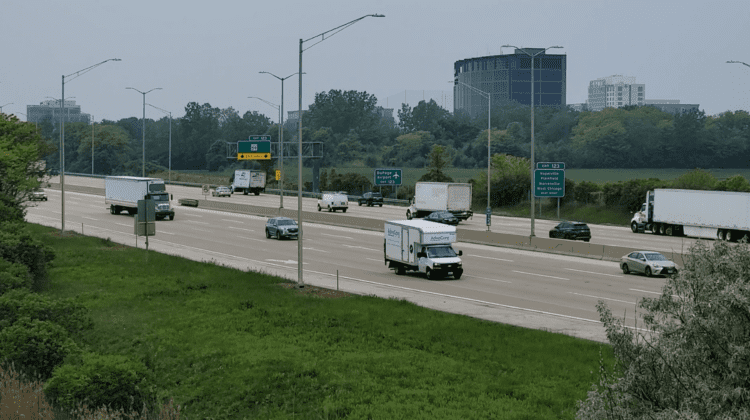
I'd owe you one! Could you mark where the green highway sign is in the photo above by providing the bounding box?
[237,139,271,160]
[374,168,402,186]
[537,162,565,170]
[534,169,565,198]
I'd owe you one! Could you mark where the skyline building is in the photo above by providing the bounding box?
[26,99,90,126]
[586,75,645,111]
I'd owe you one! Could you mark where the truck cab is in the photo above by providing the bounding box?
[384,219,463,280]
[416,244,463,279]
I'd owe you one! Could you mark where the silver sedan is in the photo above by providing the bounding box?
[620,251,678,277]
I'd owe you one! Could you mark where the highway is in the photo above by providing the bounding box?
[25,176,687,344]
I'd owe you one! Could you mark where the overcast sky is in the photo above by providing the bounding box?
[2,0,749,124]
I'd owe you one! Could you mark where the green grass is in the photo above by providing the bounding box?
[490,201,633,226]
[22,224,614,419]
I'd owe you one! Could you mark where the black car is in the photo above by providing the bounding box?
[549,221,591,242]
[358,192,383,207]
[423,211,459,225]
[265,217,299,240]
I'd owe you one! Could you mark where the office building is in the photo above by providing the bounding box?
[27,99,90,126]
[453,48,567,118]
[587,75,645,111]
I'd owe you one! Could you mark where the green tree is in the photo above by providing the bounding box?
[418,144,454,182]
[73,125,132,175]
[716,174,750,192]
[178,102,220,170]
[398,99,450,134]
[386,131,433,166]
[671,168,717,190]
[577,240,750,419]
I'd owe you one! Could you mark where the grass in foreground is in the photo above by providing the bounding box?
[13,224,615,419]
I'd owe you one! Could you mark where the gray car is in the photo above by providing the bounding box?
[620,251,678,277]
[265,217,299,240]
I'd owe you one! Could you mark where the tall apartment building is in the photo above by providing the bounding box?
[27,99,91,126]
[586,75,645,111]
[454,48,567,118]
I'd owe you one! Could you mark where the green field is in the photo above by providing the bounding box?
[22,224,615,419]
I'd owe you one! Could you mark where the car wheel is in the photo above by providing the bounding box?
[622,264,630,274]
[645,267,652,277]
[169,214,175,221]
[631,222,638,233]
[317,204,321,212]
[266,229,271,239]
[328,206,333,212]
[276,231,282,240]
[406,211,412,220]
[425,268,434,280]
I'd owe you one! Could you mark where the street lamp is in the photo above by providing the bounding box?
[502,45,563,237]
[60,58,121,234]
[451,80,491,231]
[259,71,303,209]
[126,87,162,177]
[0,102,12,113]
[146,104,172,182]
[297,13,385,287]
[248,96,284,208]
[727,60,750,68]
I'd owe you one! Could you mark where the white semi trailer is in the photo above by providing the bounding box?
[384,219,463,279]
[406,182,473,221]
[631,188,750,241]
[105,176,175,220]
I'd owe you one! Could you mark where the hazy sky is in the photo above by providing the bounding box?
[2,0,749,124]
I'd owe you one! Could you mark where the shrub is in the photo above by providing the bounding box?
[574,181,601,204]
[0,222,55,292]
[0,288,94,337]
[716,174,750,192]
[44,352,158,415]
[602,178,665,212]
[671,168,717,190]
[0,259,33,296]
[0,318,80,380]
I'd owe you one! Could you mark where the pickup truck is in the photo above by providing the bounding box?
[358,192,383,207]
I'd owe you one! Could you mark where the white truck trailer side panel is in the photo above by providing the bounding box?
[105,177,151,206]
[415,183,449,211]
[654,189,750,230]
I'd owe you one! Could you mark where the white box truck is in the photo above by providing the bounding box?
[105,176,175,220]
[384,219,463,279]
[230,170,266,195]
[631,188,750,241]
[406,182,473,221]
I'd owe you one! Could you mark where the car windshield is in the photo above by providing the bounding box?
[427,246,457,258]
[644,253,667,261]
[277,220,296,226]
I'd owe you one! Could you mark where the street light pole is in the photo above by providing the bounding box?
[0,102,12,113]
[260,71,302,209]
[146,104,172,182]
[60,58,120,234]
[502,45,563,237]
[297,13,384,287]
[126,87,162,177]
[248,96,283,207]
[452,80,491,230]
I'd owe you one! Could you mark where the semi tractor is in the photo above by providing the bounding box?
[230,170,266,195]
[631,188,750,241]
[105,176,175,220]
[384,219,463,279]
[406,182,473,221]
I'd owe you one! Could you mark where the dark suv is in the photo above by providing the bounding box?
[549,221,591,242]
[358,192,383,207]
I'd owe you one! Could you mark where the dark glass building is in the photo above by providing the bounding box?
[453,48,566,118]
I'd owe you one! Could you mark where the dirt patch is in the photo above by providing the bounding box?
[278,282,354,299]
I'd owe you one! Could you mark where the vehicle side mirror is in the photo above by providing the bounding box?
[458,250,462,256]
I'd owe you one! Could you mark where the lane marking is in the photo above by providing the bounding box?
[80,216,98,221]
[366,258,383,262]
[221,219,243,223]
[306,248,330,253]
[630,288,661,295]
[114,223,130,227]
[158,231,175,235]
[566,268,623,278]
[192,227,211,233]
[343,244,378,251]
[569,292,636,305]
[189,220,210,225]
[512,270,569,281]
[266,259,299,264]
[465,275,512,284]
[233,227,255,233]
[472,255,514,262]
[322,233,354,240]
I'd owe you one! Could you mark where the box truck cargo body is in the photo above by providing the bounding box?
[406,182,473,221]
[384,220,463,279]
[631,188,750,241]
[105,176,174,220]
[231,170,266,195]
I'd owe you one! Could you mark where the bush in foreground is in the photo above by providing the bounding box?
[576,240,750,419]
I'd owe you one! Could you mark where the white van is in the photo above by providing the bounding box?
[317,192,348,212]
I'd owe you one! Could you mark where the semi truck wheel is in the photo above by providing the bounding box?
[396,265,405,275]
[406,211,412,220]
[254,191,260,196]
[726,230,735,242]
[652,223,660,235]
[631,222,638,233]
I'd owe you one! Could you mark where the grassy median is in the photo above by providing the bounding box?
[18,223,614,419]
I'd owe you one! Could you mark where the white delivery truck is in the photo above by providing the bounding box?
[105,176,175,220]
[406,182,473,221]
[384,219,463,279]
[631,188,750,241]
[230,170,266,195]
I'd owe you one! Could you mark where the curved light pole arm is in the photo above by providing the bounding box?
[727,60,750,68]
[301,14,385,52]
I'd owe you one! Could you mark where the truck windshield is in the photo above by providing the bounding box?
[427,246,457,258]
[151,194,169,201]
[149,184,166,193]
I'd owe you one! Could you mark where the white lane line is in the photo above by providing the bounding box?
[472,255,513,262]
[233,228,255,233]
[343,244,378,251]
[566,268,623,278]
[190,220,210,225]
[569,292,636,305]
[306,248,330,253]
[466,275,512,284]
[115,223,130,227]
[221,219,243,223]
[80,216,98,221]
[512,270,569,281]
[630,288,661,295]
[159,231,175,235]
[366,258,382,262]
[192,227,211,233]
[322,233,354,240]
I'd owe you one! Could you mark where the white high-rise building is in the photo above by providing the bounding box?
[587,75,645,112]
